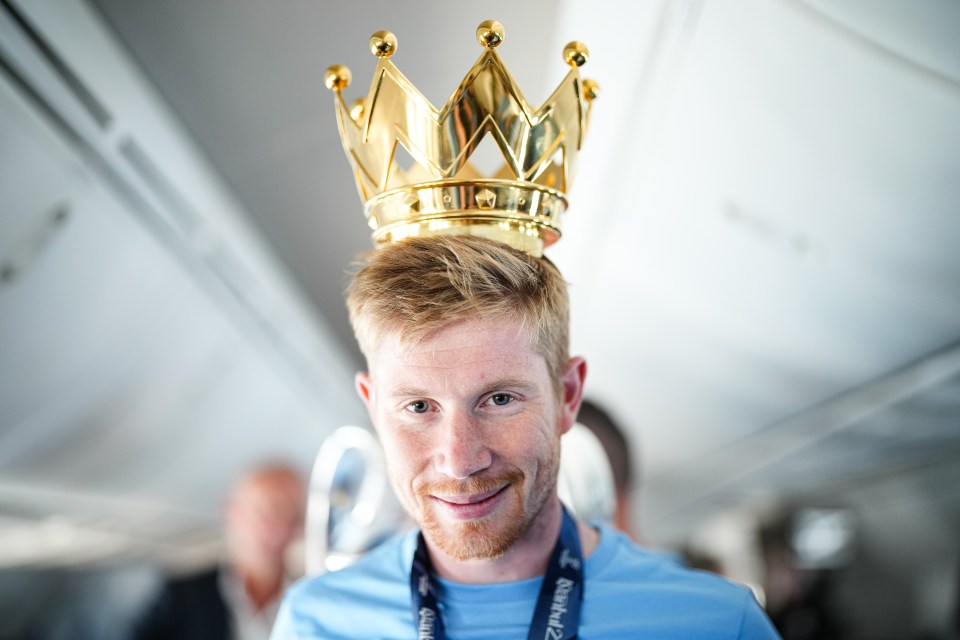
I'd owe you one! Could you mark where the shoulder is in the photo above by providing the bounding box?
[271,532,415,639]
[146,566,223,608]
[583,524,780,639]
[132,567,229,640]
[586,523,745,600]
[283,533,411,606]
[165,566,221,593]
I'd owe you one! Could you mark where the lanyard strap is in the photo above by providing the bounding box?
[410,506,584,640]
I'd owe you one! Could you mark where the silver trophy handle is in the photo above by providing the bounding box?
[305,425,407,575]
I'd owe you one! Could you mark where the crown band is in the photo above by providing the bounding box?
[367,180,566,255]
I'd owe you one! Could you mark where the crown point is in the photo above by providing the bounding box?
[476,20,505,48]
[563,41,589,67]
[583,78,600,102]
[324,65,351,92]
[370,30,397,58]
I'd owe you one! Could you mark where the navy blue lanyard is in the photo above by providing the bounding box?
[410,506,584,640]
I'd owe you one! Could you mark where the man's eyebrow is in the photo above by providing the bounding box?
[384,378,539,399]
[480,378,538,393]
[385,386,430,398]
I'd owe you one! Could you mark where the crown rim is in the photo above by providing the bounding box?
[365,180,566,258]
[372,218,554,257]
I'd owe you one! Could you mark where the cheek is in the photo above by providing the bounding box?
[379,428,426,477]
[508,418,558,457]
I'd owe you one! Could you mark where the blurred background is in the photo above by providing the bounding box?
[1,0,958,638]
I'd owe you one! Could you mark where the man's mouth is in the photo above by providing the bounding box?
[430,484,509,519]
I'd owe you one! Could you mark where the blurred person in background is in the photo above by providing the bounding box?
[679,545,727,576]
[576,401,732,580]
[576,398,639,539]
[758,514,842,640]
[132,464,305,640]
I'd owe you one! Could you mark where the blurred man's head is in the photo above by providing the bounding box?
[224,465,305,569]
[576,399,637,536]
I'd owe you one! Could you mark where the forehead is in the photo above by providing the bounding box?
[369,317,542,381]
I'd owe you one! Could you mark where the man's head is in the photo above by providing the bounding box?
[576,399,638,536]
[346,234,570,387]
[224,465,305,570]
[347,236,585,563]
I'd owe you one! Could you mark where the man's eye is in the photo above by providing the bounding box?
[489,394,513,406]
[406,400,429,414]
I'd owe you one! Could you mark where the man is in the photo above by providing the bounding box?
[270,235,779,638]
[134,464,305,640]
[576,398,639,539]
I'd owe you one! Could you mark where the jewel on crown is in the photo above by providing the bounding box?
[325,20,598,258]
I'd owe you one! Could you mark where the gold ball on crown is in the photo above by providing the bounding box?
[476,20,505,48]
[563,41,589,67]
[370,31,397,58]
[349,98,365,122]
[324,65,351,92]
[583,78,600,102]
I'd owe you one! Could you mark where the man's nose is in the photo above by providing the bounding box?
[434,410,492,479]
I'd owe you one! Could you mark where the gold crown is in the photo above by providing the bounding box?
[325,20,598,257]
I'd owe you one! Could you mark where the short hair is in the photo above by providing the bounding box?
[346,235,570,384]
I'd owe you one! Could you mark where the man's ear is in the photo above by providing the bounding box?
[559,356,587,435]
[355,371,375,423]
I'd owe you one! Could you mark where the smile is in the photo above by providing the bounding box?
[431,485,509,520]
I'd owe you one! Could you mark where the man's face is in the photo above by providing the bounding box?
[226,472,305,563]
[355,316,584,561]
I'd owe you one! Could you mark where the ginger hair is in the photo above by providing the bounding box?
[346,235,570,385]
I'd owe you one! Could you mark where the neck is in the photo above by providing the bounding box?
[424,496,599,584]
[231,557,284,610]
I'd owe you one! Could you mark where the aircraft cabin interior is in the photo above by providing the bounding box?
[1,1,958,639]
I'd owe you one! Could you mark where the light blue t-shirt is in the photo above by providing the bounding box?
[271,523,780,639]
